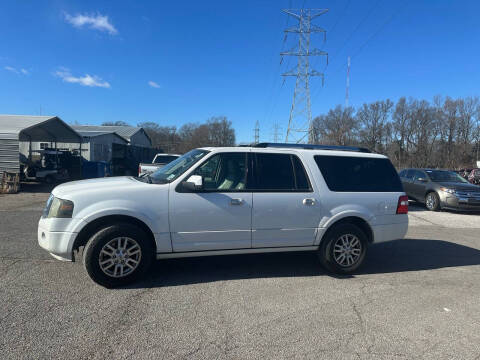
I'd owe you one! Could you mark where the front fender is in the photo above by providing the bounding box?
[72,200,158,234]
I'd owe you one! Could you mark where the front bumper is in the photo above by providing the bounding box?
[37,217,85,261]
[442,194,480,211]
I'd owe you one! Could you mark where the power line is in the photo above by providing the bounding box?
[310,0,407,110]
[310,0,382,102]
[263,0,293,127]
[330,0,406,75]
[309,0,352,101]
[329,0,381,62]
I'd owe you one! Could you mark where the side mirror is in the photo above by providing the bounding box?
[417,177,427,183]
[182,175,203,192]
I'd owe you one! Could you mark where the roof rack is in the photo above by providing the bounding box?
[253,142,371,153]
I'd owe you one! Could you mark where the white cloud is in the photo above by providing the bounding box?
[148,80,160,88]
[64,13,118,35]
[55,68,111,88]
[4,66,29,75]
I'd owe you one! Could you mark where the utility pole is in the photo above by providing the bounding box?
[253,120,260,144]
[282,8,328,144]
[345,56,351,108]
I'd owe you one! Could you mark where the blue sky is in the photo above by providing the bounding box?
[1,0,479,143]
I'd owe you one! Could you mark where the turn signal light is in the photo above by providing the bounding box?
[396,195,409,214]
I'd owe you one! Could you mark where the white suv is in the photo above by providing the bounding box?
[38,143,408,287]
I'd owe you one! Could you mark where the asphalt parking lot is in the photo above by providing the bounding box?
[1,188,480,359]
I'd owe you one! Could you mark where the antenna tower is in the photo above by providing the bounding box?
[345,56,351,107]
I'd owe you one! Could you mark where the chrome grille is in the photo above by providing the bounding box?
[455,190,480,199]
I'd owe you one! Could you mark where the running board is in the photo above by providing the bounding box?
[156,246,318,259]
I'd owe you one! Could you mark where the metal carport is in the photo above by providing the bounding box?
[0,115,82,178]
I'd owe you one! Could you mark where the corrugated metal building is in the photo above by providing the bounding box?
[72,125,152,148]
[0,115,81,177]
[76,131,128,162]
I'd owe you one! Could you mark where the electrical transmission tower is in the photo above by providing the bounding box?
[253,120,260,144]
[271,122,282,143]
[282,8,328,143]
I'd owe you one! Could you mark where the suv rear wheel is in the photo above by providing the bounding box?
[318,223,368,274]
[83,223,154,288]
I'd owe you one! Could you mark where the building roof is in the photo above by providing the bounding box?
[0,115,81,142]
[77,130,128,143]
[72,125,145,141]
[77,130,112,137]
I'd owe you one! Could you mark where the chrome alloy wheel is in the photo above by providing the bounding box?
[333,234,362,267]
[98,237,142,278]
[426,193,436,210]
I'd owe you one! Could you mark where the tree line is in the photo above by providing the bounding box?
[102,117,236,154]
[136,116,235,154]
[311,96,480,169]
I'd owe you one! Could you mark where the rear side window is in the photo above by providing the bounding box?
[314,155,402,192]
[252,153,312,191]
[292,155,311,191]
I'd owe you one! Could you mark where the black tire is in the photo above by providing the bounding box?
[425,191,441,211]
[318,223,368,274]
[83,223,154,288]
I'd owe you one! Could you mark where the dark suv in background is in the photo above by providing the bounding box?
[399,168,480,211]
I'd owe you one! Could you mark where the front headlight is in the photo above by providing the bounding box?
[440,187,456,195]
[47,197,74,218]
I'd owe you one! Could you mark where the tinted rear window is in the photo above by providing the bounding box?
[314,155,403,192]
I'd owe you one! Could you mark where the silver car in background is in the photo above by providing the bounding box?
[399,168,480,211]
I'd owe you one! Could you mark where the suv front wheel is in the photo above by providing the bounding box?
[318,223,368,274]
[425,192,441,211]
[83,223,154,288]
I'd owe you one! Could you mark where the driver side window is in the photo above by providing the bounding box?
[193,153,247,191]
[413,170,425,182]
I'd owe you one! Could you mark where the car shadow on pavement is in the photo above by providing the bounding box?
[359,239,480,274]
[20,182,56,193]
[124,239,480,289]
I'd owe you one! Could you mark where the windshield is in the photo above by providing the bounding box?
[426,170,468,183]
[147,149,209,184]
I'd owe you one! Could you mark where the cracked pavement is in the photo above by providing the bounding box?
[1,191,480,359]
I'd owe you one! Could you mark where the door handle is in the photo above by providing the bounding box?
[303,198,315,206]
[230,198,243,205]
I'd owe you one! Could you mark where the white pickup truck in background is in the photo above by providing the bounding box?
[138,153,180,177]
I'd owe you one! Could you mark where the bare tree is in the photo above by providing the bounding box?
[205,116,236,147]
[311,106,357,145]
[138,122,180,153]
[356,100,393,153]
[311,96,480,169]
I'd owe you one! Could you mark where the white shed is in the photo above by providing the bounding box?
[0,115,81,177]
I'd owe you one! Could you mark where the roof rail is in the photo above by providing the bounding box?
[253,142,371,153]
